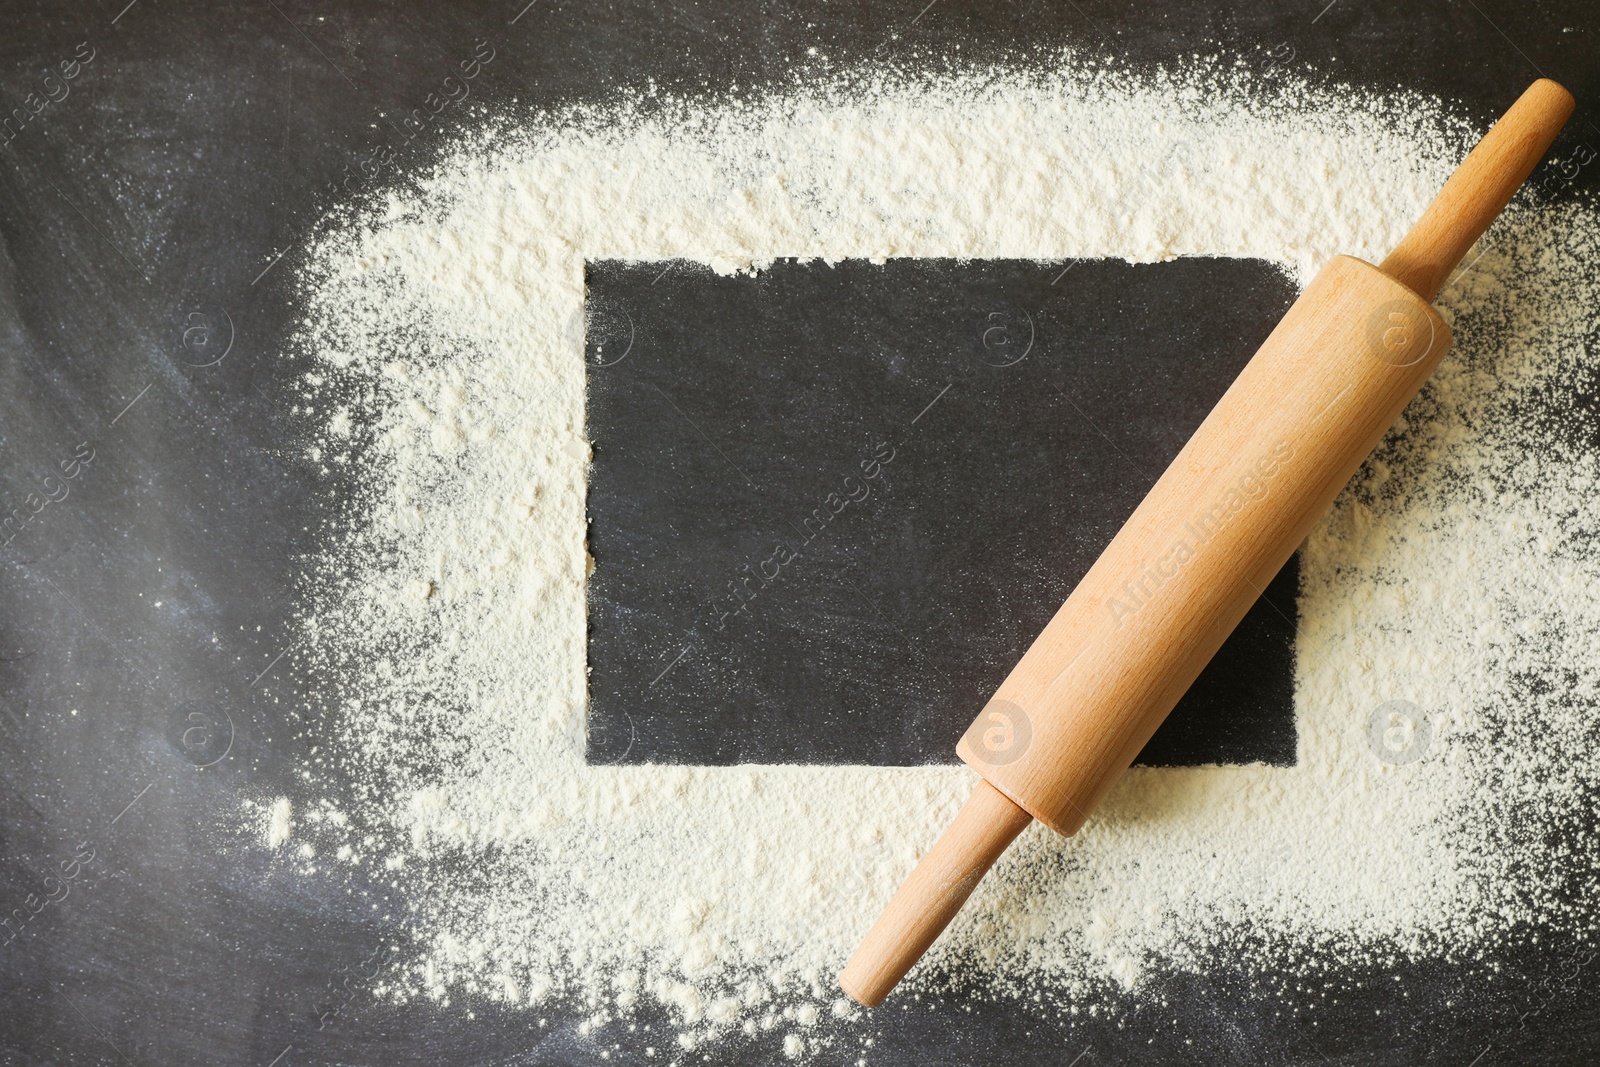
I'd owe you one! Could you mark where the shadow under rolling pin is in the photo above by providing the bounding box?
[838,78,1576,1008]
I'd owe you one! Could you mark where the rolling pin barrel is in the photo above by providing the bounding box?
[840,79,1575,1008]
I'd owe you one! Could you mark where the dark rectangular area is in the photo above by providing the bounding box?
[586,257,1301,767]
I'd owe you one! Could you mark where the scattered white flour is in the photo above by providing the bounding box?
[265,796,293,848]
[257,57,1600,1058]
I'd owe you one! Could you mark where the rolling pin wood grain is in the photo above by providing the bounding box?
[838,78,1575,1009]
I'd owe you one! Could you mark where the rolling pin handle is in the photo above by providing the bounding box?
[838,779,1033,1007]
[1380,78,1575,302]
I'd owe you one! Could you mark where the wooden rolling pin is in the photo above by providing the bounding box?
[839,78,1575,1007]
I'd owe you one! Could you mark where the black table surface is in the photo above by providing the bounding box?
[3,1,1599,1065]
